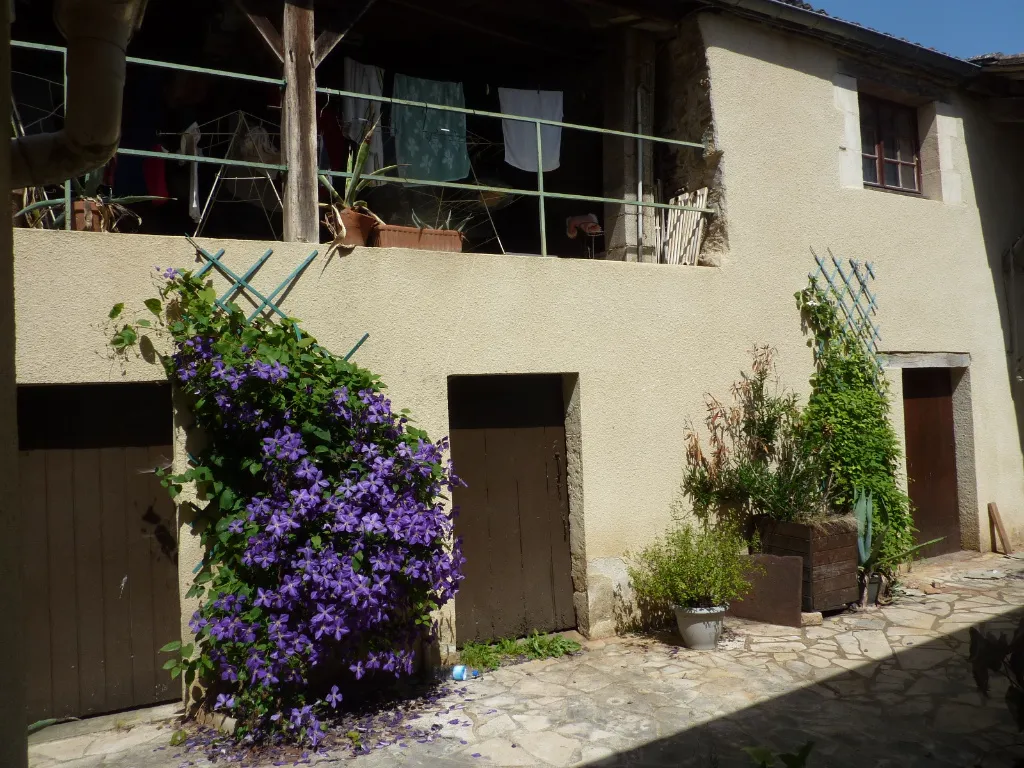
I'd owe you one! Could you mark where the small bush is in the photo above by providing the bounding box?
[459,631,582,671]
[628,522,753,610]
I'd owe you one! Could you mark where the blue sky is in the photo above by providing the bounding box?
[811,0,1024,60]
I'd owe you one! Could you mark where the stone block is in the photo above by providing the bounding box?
[727,554,803,628]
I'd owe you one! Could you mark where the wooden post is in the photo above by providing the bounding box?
[988,502,1014,555]
[282,3,319,243]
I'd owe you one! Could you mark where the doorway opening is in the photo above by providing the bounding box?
[902,368,964,557]
[447,374,580,644]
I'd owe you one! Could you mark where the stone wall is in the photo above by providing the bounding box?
[655,16,726,264]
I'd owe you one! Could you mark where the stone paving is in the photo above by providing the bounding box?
[29,553,1024,768]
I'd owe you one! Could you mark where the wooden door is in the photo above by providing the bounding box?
[449,375,575,644]
[19,383,180,722]
[903,368,961,557]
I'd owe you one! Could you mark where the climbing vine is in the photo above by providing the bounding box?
[795,283,914,570]
[109,267,464,745]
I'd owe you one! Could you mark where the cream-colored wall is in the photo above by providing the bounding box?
[13,15,1024,644]
[699,12,1024,545]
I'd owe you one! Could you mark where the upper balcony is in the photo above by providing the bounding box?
[11,0,716,266]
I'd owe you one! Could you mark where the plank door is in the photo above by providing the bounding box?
[903,368,961,557]
[449,375,575,644]
[19,383,180,722]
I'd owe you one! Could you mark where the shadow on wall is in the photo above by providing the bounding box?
[577,605,1024,768]
[962,107,1024,494]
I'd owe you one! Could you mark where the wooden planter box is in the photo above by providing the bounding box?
[371,224,463,252]
[756,517,859,613]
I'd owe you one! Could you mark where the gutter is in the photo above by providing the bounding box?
[691,0,981,83]
[10,0,149,189]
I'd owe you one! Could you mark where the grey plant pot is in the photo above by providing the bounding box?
[673,605,727,650]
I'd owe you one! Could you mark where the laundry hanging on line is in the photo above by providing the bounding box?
[341,58,386,174]
[498,88,564,173]
[392,74,470,183]
[179,122,203,223]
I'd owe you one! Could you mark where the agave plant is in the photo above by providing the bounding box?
[14,167,167,232]
[319,121,399,248]
[854,487,943,606]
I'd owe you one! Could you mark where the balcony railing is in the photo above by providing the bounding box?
[12,40,712,258]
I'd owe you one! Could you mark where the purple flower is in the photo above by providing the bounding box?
[214,694,235,711]
[325,685,343,709]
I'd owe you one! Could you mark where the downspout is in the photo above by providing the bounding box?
[10,0,148,189]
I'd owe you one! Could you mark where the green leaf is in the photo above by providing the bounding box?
[297,337,316,348]
[311,535,322,549]
[144,298,163,316]
[199,285,217,304]
[181,643,194,658]
[108,303,124,320]
[162,658,178,671]
[159,640,182,653]
[136,319,152,328]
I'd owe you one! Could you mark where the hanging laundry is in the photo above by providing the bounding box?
[392,74,470,183]
[498,88,563,173]
[179,122,203,223]
[142,144,169,204]
[342,58,385,174]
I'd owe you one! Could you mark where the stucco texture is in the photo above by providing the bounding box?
[698,12,1024,548]
[12,14,1024,644]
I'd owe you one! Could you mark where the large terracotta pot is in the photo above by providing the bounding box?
[336,207,377,247]
[72,199,104,232]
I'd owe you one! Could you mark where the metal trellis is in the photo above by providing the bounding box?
[189,241,369,362]
[808,247,882,376]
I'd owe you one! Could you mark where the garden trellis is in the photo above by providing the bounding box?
[808,247,882,379]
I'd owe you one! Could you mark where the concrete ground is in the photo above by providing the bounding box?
[29,552,1024,768]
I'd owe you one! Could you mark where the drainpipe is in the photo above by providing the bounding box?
[10,0,148,189]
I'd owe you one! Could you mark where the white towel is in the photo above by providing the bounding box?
[342,57,385,175]
[179,122,202,223]
[498,88,563,173]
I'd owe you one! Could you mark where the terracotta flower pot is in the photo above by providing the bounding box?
[72,199,104,232]
[336,207,377,247]
[371,224,463,253]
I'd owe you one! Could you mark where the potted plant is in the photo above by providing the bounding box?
[853,487,942,607]
[682,347,858,612]
[14,168,166,232]
[628,522,753,650]
[371,207,466,253]
[319,122,397,249]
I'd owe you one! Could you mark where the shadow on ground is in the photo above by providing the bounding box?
[580,607,1024,768]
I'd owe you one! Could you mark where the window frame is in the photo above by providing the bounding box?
[859,94,923,195]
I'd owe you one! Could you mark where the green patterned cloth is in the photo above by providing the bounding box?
[392,74,470,183]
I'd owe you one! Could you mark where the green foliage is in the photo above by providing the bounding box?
[459,631,582,671]
[628,522,753,610]
[682,346,831,526]
[744,742,814,767]
[854,487,874,566]
[796,285,913,575]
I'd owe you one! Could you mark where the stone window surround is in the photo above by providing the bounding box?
[835,74,963,205]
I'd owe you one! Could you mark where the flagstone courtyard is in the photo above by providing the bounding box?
[29,552,1024,768]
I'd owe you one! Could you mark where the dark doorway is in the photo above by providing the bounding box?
[903,368,962,557]
[448,375,575,644]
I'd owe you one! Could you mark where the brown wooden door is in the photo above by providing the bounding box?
[903,368,961,557]
[449,375,575,644]
[19,384,180,722]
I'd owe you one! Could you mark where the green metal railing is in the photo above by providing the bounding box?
[13,40,712,256]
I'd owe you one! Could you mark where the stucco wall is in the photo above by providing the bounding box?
[698,12,1024,544]
[12,14,1024,643]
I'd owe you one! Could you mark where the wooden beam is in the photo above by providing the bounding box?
[879,352,971,369]
[282,2,320,243]
[313,0,378,69]
[237,3,284,63]
[989,503,1014,554]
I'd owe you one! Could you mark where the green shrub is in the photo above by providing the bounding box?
[628,522,753,610]
[682,346,831,527]
[796,285,914,573]
[459,631,581,671]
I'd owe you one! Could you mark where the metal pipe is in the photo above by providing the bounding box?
[536,120,547,257]
[636,86,643,263]
[11,0,149,189]
[315,85,704,150]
